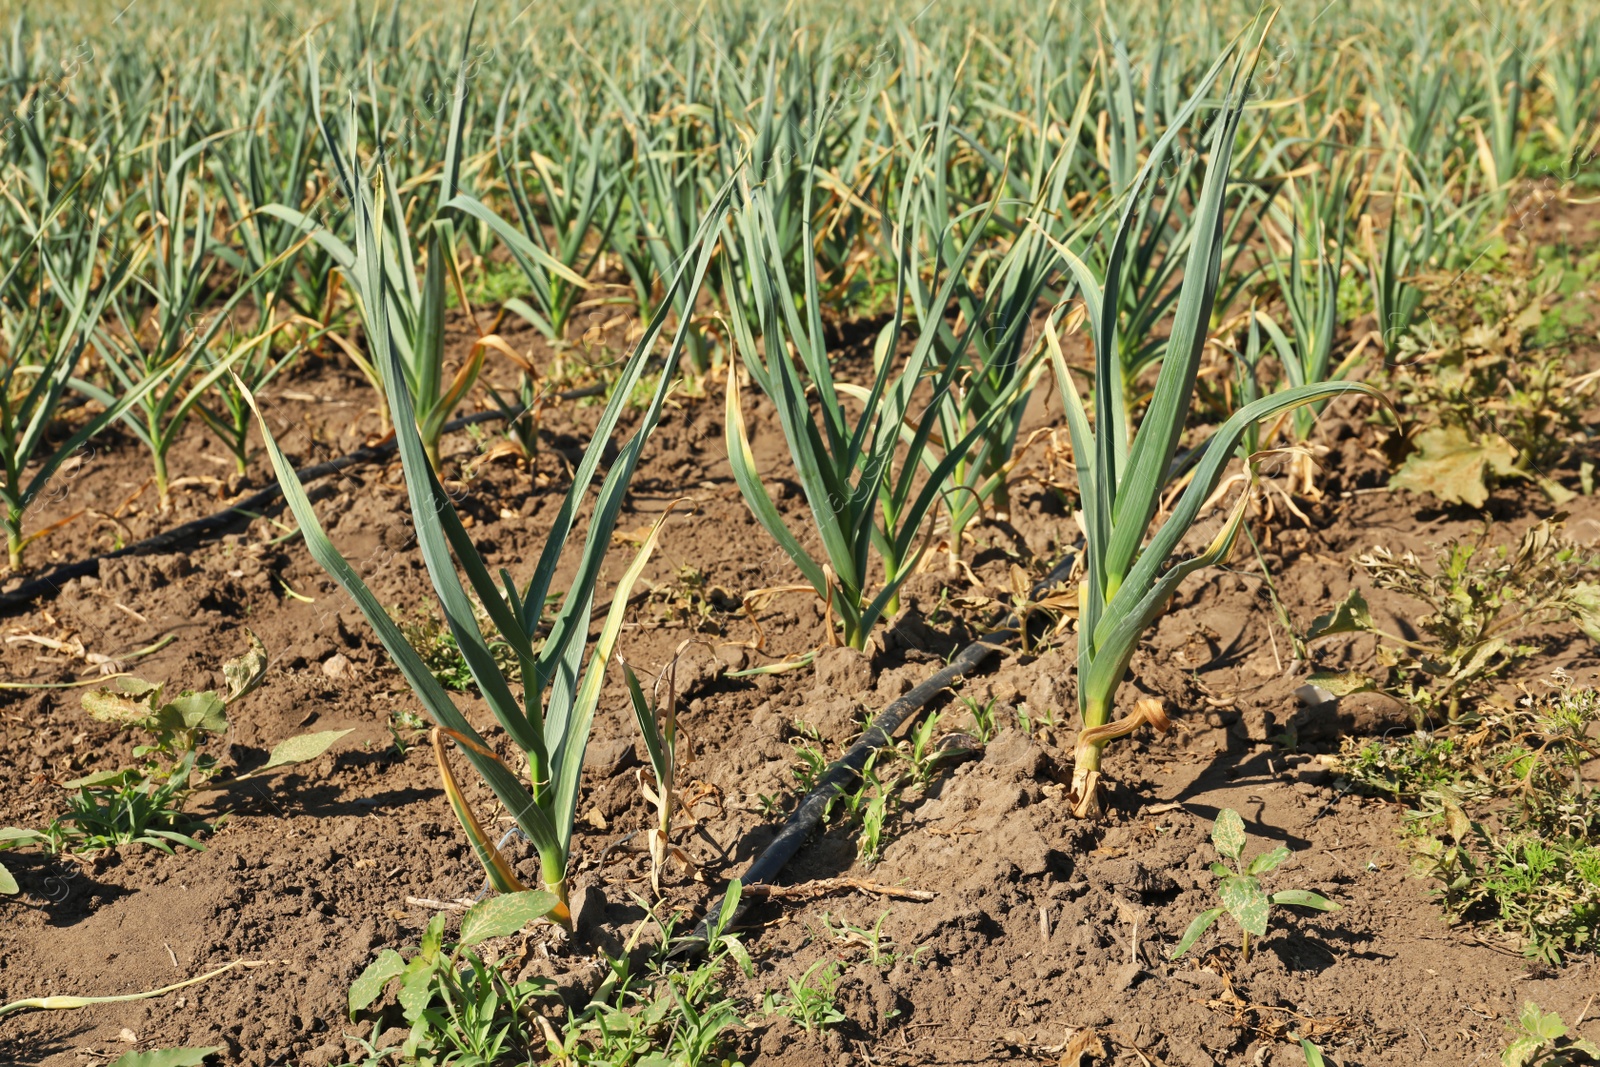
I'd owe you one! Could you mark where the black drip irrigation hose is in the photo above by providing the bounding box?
[671,546,1081,958]
[0,407,516,615]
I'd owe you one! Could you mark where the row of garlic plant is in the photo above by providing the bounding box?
[1,0,1588,578]
[0,0,1579,647]
[247,8,1369,914]
[2,0,1595,913]
[0,24,1563,376]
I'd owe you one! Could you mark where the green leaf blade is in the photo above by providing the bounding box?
[1212,809,1247,861]
[349,949,407,1018]
[1170,907,1224,959]
[259,729,354,772]
[1247,846,1291,877]
[1218,875,1270,938]
[107,1049,221,1067]
[1270,889,1341,912]
[1307,590,1374,639]
[459,889,561,945]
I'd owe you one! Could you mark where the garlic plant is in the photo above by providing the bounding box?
[1042,22,1385,816]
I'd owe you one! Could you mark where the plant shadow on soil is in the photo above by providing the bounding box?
[4,1028,81,1066]
[1166,746,1317,850]
[3,850,134,928]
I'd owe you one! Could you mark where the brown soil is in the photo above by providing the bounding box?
[4,244,1600,1066]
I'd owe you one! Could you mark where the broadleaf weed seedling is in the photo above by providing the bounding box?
[1387,257,1596,507]
[643,565,735,633]
[344,890,559,1065]
[1307,517,1600,723]
[1171,809,1340,964]
[1501,1001,1600,1067]
[2,635,347,859]
[394,602,523,690]
[386,709,428,758]
[557,883,752,1066]
[345,884,752,1067]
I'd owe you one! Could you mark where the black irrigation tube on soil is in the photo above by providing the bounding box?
[673,547,1080,958]
[0,408,516,615]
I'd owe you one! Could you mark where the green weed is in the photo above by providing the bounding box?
[1307,517,1600,722]
[1388,257,1596,507]
[789,728,829,797]
[1340,681,1600,962]
[1171,809,1341,964]
[763,960,846,1033]
[819,911,915,971]
[1502,1002,1600,1067]
[644,566,737,633]
[959,696,999,744]
[2,636,345,862]
[395,603,525,690]
[345,885,752,1067]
